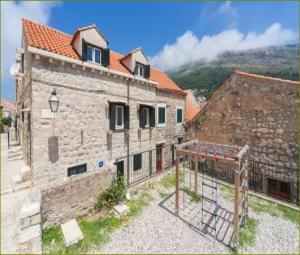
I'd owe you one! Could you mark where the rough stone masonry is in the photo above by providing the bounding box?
[186,71,299,202]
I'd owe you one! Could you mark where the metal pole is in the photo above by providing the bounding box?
[175,153,180,216]
[7,131,10,149]
[233,163,240,249]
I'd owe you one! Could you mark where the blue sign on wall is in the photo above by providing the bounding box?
[98,160,104,168]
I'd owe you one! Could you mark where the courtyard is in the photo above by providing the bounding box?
[42,169,299,254]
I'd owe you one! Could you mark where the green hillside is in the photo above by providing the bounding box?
[168,44,299,98]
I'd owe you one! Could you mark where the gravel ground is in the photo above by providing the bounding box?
[97,174,299,254]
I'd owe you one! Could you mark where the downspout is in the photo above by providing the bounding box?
[126,78,131,186]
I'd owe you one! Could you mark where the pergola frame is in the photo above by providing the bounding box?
[175,140,249,248]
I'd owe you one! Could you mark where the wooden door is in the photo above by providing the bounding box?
[267,178,290,201]
[156,145,163,172]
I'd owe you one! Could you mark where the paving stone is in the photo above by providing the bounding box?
[61,219,83,247]
[20,224,41,244]
[113,204,129,217]
[20,214,41,230]
[20,202,41,219]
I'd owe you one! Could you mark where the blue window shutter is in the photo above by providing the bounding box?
[144,65,150,79]
[109,103,116,130]
[150,107,155,127]
[82,39,87,61]
[124,105,130,129]
[139,106,146,128]
[101,48,110,67]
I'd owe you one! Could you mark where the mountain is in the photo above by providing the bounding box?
[168,44,299,99]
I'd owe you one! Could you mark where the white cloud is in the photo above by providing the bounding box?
[1,1,58,101]
[150,23,298,71]
[218,1,233,14]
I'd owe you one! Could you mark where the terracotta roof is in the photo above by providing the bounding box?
[1,99,15,112]
[150,68,184,93]
[184,90,201,122]
[22,19,183,94]
[236,70,299,85]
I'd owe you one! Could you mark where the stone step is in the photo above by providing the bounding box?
[21,166,31,182]
[8,146,22,153]
[12,174,22,185]
[8,152,23,158]
[61,219,83,247]
[20,224,41,244]
[113,204,130,217]
[13,180,32,192]
[7,156,24,161]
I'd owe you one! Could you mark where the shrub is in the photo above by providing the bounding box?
[94,176,126,211]
[2,116,12,127]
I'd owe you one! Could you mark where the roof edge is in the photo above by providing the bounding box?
[235,70,299,85]
[70,24,109,45]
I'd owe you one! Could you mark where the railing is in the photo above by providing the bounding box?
[198,159,298,205]
[115,144,174,186]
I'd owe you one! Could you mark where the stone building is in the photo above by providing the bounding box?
[186,70,299,203]
[14,19,201,225]
[1,99,15,119]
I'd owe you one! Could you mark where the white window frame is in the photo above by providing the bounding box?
[94,48,101,64]
[115,105,124,130]
[176,106,183,125]
[144,107,150,128]
[136,63,144,77]
[157,103,166,127]
[87,46,93,62]
[87,46,102,65]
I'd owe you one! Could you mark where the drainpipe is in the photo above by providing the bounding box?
[126,78,131,186]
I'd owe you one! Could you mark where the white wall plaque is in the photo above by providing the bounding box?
[41,109,54,119]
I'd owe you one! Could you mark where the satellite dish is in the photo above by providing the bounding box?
[10,63,20,76]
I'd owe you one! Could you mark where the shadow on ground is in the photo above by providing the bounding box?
[159,190,234,248]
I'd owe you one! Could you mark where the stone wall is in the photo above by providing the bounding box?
[16,34,32,165]
[41,167,114,228]
[186,72,298,201]
[30,55,185,187]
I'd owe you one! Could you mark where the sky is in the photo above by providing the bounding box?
[1,1,299,102]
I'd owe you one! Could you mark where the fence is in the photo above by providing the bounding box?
[194,158,298,205]
[115,144,174,186]
[116,144,298,205]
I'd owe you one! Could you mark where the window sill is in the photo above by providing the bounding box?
[111,128,126,133]
[139,126,152,130]
[87,60,103,67]
[156,124,166,128]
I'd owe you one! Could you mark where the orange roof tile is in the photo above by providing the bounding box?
[22,19,196,120]
[184,90,201,122]
[1,99,15,112]
[22,19,184,93]
[150,68,184,93]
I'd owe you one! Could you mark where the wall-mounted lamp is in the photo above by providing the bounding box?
[49,89,59,113]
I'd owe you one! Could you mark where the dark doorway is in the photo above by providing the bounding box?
[171,144,175,165]
[156,144,163,172]
[115,160,124,177]
[178,137,183,144]
[267,178,291,201]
